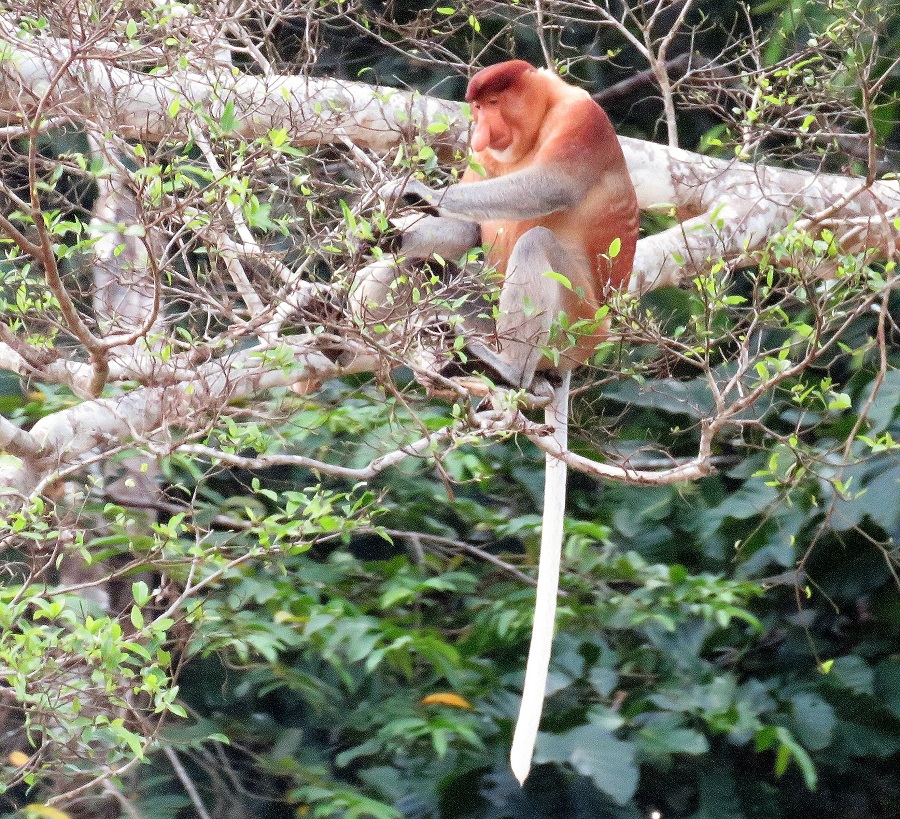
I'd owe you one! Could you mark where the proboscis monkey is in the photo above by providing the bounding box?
[354,60,638,783]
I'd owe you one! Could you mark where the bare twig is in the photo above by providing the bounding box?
[163,747,215,819]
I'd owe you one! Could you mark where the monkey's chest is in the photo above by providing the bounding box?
[480,220,518,272]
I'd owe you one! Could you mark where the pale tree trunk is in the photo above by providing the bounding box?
[0,17,896,501]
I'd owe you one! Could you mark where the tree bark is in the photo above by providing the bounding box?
[0,17,897,499]
[1,17,896,291]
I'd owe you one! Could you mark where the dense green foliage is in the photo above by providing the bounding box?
[1,1,899,819]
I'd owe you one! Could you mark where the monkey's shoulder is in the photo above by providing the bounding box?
[537,96,621,166]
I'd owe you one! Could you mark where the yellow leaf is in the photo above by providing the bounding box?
[7,751,29,767]
[25,805,72,819]
[420,692,473,709]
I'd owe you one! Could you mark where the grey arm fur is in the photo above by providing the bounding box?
[382,167,588,223]
[394,213,481,260]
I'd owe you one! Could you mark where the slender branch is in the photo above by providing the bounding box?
[534,0,554,70]
[378,528,541,588]
[18,38,111,395]
[192,127,269,329]
[842,271,893,459]
[163,747,215,819]
[647,0,696,148]
[178,424,463,480]
[47,754,144,806]
[102,782,147,819]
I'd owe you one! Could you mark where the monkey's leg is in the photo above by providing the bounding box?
[467,226,573,388]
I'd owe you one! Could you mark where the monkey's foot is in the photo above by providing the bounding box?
[528,376,555,401]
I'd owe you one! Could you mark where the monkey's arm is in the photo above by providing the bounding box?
[390,213,481,260]
[349,213,479,325]
[382,166,588,223]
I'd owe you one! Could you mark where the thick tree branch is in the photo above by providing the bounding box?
[1,18,896,294]
[0,341,340,495]
[624,139,900,291]
[0,412,41,460]
[0,17,897,504]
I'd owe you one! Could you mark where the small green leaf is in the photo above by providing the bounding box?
[790,692,835,751]
[827,392,851,410]
[130,606,144,630]
[543,270,573,290]
[219,100,238,133]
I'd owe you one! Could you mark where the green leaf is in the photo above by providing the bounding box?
[536,717,638,805]
[834,721,900,758]
[130,606,144,630]
[757,726,817,789]
[543,270,573,290]
[132,581,150,607]
[827,392,851,410]
[827,656,874,695]
[789,692,835,751]
[638,716,709,757]
[219,100,238,133]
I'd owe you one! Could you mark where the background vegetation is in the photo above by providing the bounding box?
[1,1,899,818]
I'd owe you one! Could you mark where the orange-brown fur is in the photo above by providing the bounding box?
[463,63,638,369]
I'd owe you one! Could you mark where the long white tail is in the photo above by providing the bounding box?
[509,371,570,785]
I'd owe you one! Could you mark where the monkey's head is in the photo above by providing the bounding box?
[465,60,553,159]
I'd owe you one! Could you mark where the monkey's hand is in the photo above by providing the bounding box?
[377,177,442,216]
